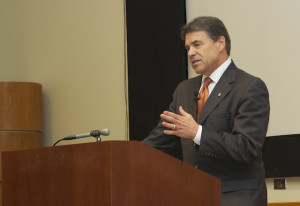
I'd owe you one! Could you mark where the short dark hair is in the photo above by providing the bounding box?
[181,16,231,55]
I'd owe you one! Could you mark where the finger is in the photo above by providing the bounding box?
[162,110,181,119]
[164,129,176,135]
[179,106,188,116]
[160,113,178,123]
[162,121,176,130]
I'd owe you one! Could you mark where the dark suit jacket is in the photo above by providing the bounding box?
[143,61,270,206]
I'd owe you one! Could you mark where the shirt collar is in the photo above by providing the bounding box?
[202,57,232,84]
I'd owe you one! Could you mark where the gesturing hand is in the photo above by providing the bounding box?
[161,106,199,139]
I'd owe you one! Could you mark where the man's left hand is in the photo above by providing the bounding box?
[161,106,199,139]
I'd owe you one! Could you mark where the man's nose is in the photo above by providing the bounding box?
[188,47,196,57]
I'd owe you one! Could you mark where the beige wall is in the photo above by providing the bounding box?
[186,0,300,203]
[0,0,128,146]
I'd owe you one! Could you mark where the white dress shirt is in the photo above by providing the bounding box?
[193,57,232,145]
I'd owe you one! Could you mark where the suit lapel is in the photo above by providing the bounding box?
[197,62,237,124]
[184,75,203,120]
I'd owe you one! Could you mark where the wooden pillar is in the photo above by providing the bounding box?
[0,82,42,205]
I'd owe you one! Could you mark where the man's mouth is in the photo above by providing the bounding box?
[192,59,201,65]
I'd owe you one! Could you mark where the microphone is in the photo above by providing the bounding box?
[53,129,110,146]
[193,91,199,102]
[63,129,110,140]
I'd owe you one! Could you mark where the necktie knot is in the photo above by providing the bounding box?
[203,77,212,87]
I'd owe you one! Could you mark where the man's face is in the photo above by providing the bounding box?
[185,31,222,76]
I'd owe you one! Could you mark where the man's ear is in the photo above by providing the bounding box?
[217,36,226,52]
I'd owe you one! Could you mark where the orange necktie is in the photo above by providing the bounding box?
[197,77,212,120]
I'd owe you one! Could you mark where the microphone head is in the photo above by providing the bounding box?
[193,97,199,102]
[90,130,101,136]
[100,128,110,136]
[193,91,199,102]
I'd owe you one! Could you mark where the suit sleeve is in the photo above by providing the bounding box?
[200,77,270,164]
[142,85,181,152]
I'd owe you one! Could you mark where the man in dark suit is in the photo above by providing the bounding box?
[142,16,270,206]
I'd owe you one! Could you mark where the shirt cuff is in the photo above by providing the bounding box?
[193,125,202,145]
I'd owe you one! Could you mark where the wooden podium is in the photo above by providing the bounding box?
[2,141,221,206]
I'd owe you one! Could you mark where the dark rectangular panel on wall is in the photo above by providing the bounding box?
[262,134,300,178]
[126,0,187,153]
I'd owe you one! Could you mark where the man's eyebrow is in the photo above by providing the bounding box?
[191,40,203,44]
[185,40,203,47]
